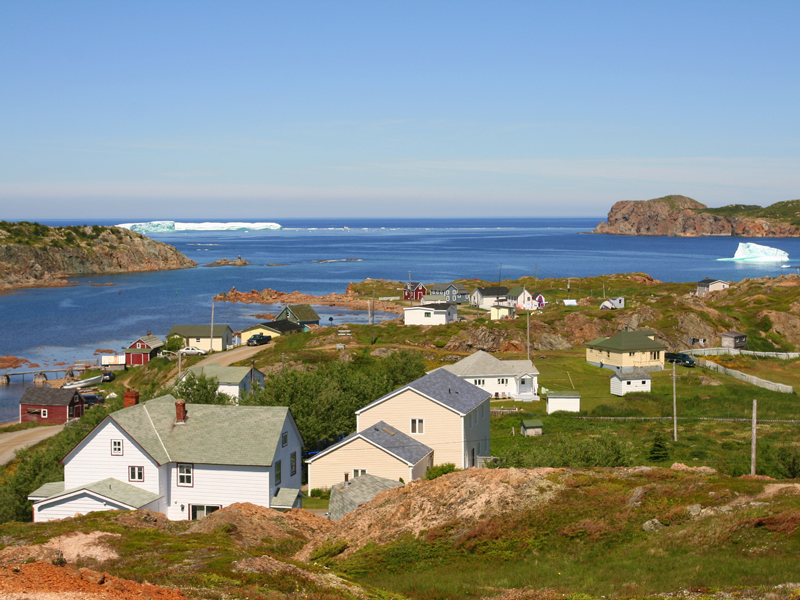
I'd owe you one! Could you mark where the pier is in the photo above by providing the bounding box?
[0,365,92,386]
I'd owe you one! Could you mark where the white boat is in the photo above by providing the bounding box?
[63,374,103,389]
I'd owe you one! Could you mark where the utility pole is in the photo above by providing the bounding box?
[210,300,215,355]
[371,291,375,345]
[567,278,571,299]
[498,263,502,286]
[672,360,678,442]
[751,399,758,475]
[526,311,530,362]
[603,276,606,298]
[535,264,538,286]
[282,354,286,376]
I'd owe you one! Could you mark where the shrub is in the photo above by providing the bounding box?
[309,487,331,499]
[426,463,458,480]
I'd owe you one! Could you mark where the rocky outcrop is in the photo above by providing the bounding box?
[215,287,404,314]
[0,225,196,290]
[592,195,800,237]
[206,256,250,267]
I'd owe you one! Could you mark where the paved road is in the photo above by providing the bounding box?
[0,425,65,465]
[195,345,264,367]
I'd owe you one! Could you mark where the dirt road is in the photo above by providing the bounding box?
[195,344,264,367]
[0,424,65,465]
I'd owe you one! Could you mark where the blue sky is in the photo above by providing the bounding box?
[1,1,798,219]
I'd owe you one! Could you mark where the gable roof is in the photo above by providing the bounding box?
[261,320,303,334]
[611,370,652,381]
[273,487,303,509]
[586,330,665,352]
[475,286,508,297]
[697,278,729,286]
[507,286,529,297]
[168,325,233,339]
[308,420,432,466]
[428,282,467,293]
[547,390,581,398]
[128,335,164,349]
[356,369,489,417]
[439,350,539,378]
[100,395,298,467]
[30,477,162,508]
[721,330,747,338]
[279,304,320,322]
[404,303,455,311]
[183,364,261,385]
[522,419,543,429]
[329,474,404,521]
[20,388,81,406]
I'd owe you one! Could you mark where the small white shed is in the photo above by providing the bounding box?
[610,371,651,396]
[546,391,581,414]
[490,304,515,320]
[610,297,625,309]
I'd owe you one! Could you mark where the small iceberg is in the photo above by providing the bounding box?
[718,242,789,262]
[116,220,282,233]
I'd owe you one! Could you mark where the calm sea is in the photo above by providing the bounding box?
[1,217,798,422]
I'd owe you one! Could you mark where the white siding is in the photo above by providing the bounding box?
[462,400,491,467]
[610,377,651,396]
[35,492,131,522]
[63,420,161,496]
[166,464,271,520]
[546,396,581,414]
[404,307,456,326]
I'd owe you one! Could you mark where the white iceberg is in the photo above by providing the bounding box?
[718,242,789,262]
[116,221,282,233]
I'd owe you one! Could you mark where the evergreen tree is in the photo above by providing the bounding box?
[648,432,671,462]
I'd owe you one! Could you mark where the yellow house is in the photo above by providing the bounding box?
[586,330,666,373]
[306,421,433,490]
[241,321,302,340]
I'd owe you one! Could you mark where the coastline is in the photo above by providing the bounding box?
[214,286,405,314]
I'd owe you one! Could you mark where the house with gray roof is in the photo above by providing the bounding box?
[328,474,404,521]
[19,388,85,425]
[276,304,321,329]
[426,282,469,304]
[28,394,303,522]
[306,421,433,490]
[470,286,509,309]
[167,325,234,352]
[355,369,490,469]
[438,350,539,401]
[125,334,164,367]
[179,363,265,399]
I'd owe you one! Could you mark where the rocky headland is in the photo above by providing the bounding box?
[206,256,250,267]
[592,195,800,237]
[214,285,404,314]
[0,222,197,291]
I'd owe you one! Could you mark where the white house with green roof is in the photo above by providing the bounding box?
[586,330,666,373]
[167,325,234,352]
[179,363,265,399]
[507,286,535,310]
[28,394,303,522]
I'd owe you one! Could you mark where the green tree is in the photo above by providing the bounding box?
[648,432,671,462]
[173,373,233,405]
[164,335,185,353]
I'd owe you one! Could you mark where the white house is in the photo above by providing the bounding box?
[438,350,539,401]
[179,363,266,399]
[507,287,535,310]
[403,303,458,326]
[306,421,433,490]
[355,369,491,470]
[28,394,303,522]
[167,325,234,352]
[490,304,515,320]
[546,391,581,414]
[470,287,509,309]
[610,371,651,396]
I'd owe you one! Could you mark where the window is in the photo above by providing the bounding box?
[290,452,297,476]
[195,337,201,343]
[111,440,123,456]
[191,505,220,520]
[411,419,424,434]
[650,351,660,360]
[129,466,144,482]
[275,460,282,485]
[424,312,431,318]
[282,431,288,447]
[178,463,193,486]
[642,381,647,385]
[41,409,48,418]
[627,381,631,386]
[353,469,367,477]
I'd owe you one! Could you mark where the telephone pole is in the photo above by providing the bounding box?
[210,300,215,355]
[526,311,530,362]
[672,360,678,441]
[751,399,758,475]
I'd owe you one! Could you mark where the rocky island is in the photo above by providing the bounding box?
[0,221,197,291]
[592,195,800,237]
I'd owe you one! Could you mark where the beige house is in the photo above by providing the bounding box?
[696,277,730,297]
[355,369,491,470]
[490,304,515,320]
[167,325,234,352]
[306,421,433,490]
[586,330,666,373]
[241,321,302,340]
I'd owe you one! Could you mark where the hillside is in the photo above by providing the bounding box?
[592,195,800,236]
[1,469,799,599]
[0,221,197,290]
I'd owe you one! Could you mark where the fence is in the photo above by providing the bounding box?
[686,348,800,360]
[575,416,800,424]
[695,358,794,394]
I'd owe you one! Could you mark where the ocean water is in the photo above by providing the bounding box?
[2,217,799,423]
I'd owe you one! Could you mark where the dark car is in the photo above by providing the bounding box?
[102,372,116,382]
[82,393,105,407]
[247,333,272,346]
[665,352,695,367]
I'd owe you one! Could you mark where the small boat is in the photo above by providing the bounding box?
[63,374,103,389]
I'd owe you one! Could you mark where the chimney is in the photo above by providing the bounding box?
[123,389,140,408]
[175,400,186,424]
[147,331,151,336]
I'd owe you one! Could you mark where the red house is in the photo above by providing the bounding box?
[125,333,164,366]
[403,282,427,301]
[19,388,84,425]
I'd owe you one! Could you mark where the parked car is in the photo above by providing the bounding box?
[665,352,695,367]
[178,346,208,356]
[247,333,272,346]
[101,372,115,382]
[82,393,105,407]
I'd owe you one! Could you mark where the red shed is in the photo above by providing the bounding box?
[403,281,427,301]
[19,388,85,425]
[125,334,164,366]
